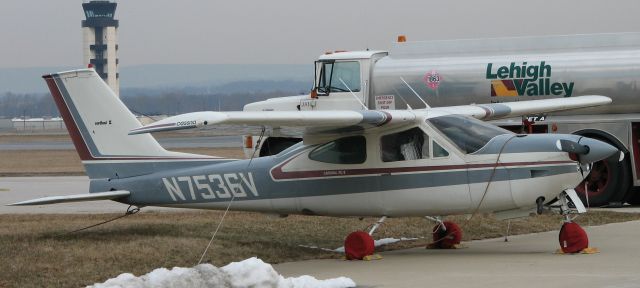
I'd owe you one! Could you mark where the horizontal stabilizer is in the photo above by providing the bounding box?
[8,190,130,206]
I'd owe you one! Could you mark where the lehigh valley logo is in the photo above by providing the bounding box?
[486,61,574,97]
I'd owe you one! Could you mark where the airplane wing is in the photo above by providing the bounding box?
[431,95,611,120]
[8,190,130,206]
[129,110,417,135]
[129,95,611,135]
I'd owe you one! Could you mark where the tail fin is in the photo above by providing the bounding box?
[44,69,224,179]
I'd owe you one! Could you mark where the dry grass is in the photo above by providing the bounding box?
[0,211,639,287]
[0,148,245,176]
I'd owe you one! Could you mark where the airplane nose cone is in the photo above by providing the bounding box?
[577,137,619,164]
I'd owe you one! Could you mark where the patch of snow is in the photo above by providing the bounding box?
[87,257,355,288]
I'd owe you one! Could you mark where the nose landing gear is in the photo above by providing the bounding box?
[556,189,594,254]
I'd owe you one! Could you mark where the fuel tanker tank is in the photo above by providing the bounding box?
[370,33,640,115]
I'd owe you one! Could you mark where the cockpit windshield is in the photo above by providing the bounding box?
[315,61,361,95]
[427,115,513,154]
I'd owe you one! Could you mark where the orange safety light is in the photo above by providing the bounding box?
[324,51,333,55]
[244,135,253,149]
[397,35,407,42]
[310,89,318,99]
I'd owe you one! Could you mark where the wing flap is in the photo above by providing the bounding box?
[8,190,130,206]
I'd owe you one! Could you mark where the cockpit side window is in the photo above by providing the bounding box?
[432,141,450,158]
[380,127,430,162]
[316,61,361,95]
[427,115,512,154]
[309,136,366,164]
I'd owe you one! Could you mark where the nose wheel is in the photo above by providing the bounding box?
[556,189,591,253]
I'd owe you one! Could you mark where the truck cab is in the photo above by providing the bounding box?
[244,51,387,113]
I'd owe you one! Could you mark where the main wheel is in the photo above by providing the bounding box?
[575,150,630,207]
[344,231,374,260]
[431,221,462,249]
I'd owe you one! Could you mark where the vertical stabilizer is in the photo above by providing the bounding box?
[44,69,226,179]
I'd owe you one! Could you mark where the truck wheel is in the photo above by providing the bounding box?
[259,137,301,156]
[573,132,631,207]
[575,152,630,207]
[575,153,630,207]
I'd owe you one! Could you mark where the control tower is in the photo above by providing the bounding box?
[82,1,119,96]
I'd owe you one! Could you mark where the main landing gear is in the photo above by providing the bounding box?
[555,189,591,253]
[425,216,463,249]
[343,215,466,260]
[344,216,385,260]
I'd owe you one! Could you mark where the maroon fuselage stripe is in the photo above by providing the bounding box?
[44,75,95,161]
[270,154,574,180]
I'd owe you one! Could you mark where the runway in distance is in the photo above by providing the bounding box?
[11,69,619,258]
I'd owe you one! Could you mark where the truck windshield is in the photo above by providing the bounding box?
[316,61,361,95]
[427,115,513,154]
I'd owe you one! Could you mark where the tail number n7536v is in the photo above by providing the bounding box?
[162,172,258,201]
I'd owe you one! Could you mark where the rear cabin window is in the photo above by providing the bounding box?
[380,127,430,162]
[309,136,366,164]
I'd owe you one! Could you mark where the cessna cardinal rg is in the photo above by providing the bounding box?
[11,69,619,258]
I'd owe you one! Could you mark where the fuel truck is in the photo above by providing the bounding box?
[241,32,640,207]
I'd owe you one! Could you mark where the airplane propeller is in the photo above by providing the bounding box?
[555,138,619,164]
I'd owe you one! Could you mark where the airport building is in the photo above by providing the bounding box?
[82,0,120,96]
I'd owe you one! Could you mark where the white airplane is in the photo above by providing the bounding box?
[11,69,618,259]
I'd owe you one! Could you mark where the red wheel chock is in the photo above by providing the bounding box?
[429,221,463,249]
[559,222,590,253]
[344,231,375,260]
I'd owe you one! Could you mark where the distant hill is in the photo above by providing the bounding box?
[0,64,312,94]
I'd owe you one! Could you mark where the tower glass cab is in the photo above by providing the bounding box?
[82,1,119,96]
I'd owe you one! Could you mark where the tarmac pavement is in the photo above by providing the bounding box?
[274,220,640,288]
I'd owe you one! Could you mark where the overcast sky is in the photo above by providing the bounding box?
[1,0,639,68]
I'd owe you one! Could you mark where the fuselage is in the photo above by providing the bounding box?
[92,119,592,218]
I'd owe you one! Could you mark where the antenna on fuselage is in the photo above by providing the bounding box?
[400,77,430,109]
